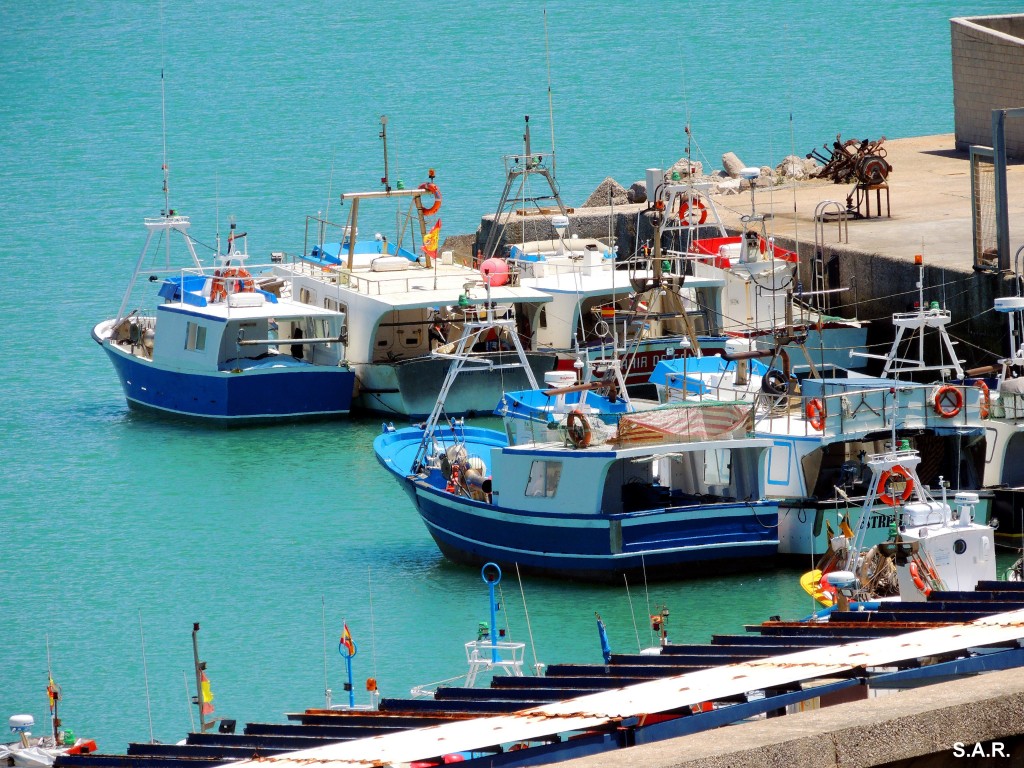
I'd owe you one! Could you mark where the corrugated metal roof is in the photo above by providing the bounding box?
[231,608,1024,768]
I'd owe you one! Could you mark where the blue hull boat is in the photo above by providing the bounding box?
[93,213,355,423]
[375,416,780,583]
[99,340,353,421]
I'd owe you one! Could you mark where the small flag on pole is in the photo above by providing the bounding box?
[199,671,215,715]
[596,613,612,664]
[422,219,441,259]
[339,622,357,658]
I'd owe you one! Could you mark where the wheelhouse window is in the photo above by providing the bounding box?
[704,448,731,486]
[525,460,562,497]
[185,322,206,351]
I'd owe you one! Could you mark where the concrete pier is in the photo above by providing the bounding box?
[472,134,1024,367]
[544,666,1024,768]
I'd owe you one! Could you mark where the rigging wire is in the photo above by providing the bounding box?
[514,563,544,676]
[623,574,642,654]
[138,612,155,743]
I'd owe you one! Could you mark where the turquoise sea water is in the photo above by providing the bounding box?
[3,0,1022,752]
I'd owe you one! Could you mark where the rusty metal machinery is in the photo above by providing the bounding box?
[808,135,891,183]
[808,134,893,218]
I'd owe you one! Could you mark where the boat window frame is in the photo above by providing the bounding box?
[185,321,207,352]
[525,460,562,497]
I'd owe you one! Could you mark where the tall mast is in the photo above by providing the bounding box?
[191,623,207,732]
[160,69,171,267]
[379,116,391,193]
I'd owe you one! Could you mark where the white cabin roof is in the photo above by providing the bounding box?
[159,297,343,322]
[520,272,725,297]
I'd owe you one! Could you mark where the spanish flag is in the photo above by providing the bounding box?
[339,622,357,657]
[422,219,441,259]
[200,671,215,715]
[47,676,60,711]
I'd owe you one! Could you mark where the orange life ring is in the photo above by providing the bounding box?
[566,409,592,449]
[678,199,707,226]
[933,385,963,418]
[210,273,227,303]
[418,182,442,216]
[805,398,826,431]
[973,380,991,419]
[878,465,914,506]
[210,267,255,302]
[909,561,931,597]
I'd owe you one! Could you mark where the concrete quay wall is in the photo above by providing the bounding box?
[470,135,1024,369]
[952,15,1024,158]
[540,666,1024,768]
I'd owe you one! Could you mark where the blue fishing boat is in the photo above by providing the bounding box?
[374,300,780,583]
[93,213,355,422]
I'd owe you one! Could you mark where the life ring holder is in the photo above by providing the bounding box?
[973,380,991,419]
[805,398,826,431]
[933,384,963,418]
[418,182,442,216]
[566,409,593,449]
[678,199,708,226]
[878,465,914,506]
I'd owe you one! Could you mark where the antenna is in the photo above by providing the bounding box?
[160,69,169,217]
[544,7,556,178]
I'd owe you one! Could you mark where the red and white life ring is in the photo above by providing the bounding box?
[878,465,914,506]
[678,199,708,226]
[933,385,963,418]
[209,267,254,302]
[805,398,826,431]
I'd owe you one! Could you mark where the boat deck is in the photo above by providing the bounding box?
[57,582,1024,768]
[278,260,554,308]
